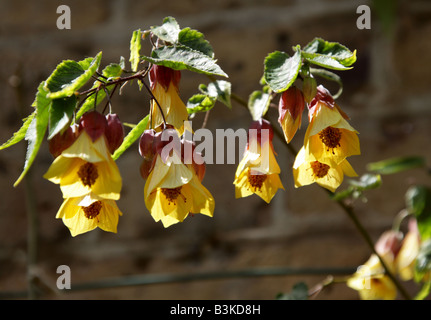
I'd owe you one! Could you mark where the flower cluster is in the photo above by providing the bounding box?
[139,65,215,227]
[44,111,125,236]
[280,85,361,192]
[347,218,425,300]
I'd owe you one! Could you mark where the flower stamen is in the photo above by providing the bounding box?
[162,187,183,205]
[247,171,267,191]
[319,126,342,153]
[82,201,102,219]
[77,162,99,187]
[310,161,330,178]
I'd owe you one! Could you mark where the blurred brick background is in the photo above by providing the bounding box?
[0,0,430,299]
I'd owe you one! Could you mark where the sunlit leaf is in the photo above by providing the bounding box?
[130,29,142,72]
[112,115,149,160]
[367,156,426,175]
[0,112,35,151]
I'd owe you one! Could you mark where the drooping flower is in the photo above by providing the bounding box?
[148,64,189,134]
[305,85,360,166]
[44,111,123,200]
[44,110,124,236]
[395,219,421,281]
[234,119,284,203]
[142,128,214,228]
[55,193,123,237]
[292,145,357,192]
[347,254,397,300]
[278,86,305,144]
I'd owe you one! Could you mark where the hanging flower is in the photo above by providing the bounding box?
[278,86,305,144]
[43,111,123,200]
[395,219,421,281]
[55,193,123,237]
[305,85,360,166]
[148,64,189,134]
[143,128,214,228]
[347,254,397,300]
[292,145,357,192]
[234,119,284,203]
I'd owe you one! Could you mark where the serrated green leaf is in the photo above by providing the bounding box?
[75,62,123,120]
[303,38,357,67]
[178,27,214,58]
[48,96,77,140]
[248,90,271,121]
[264,47,302,93]
[45,52,102,99]
[367,156,426,175]
[130,29,142,72]
[142,45,227,77]
[406,186,431,241]
[0,112,35,151]
[112,115,149,160]
[187,94,216,114]
[150,16,180,43]
[14,82,51,186]
[199,80,232,108]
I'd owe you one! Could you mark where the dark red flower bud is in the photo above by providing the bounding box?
[248,118,274,145]
[48,124,79,158]
[149,64,181,91]
[139,129,157,159]
[79,110,108,142]
[278,86,305,143]
[139,157,155,180]
[105,114,124,154]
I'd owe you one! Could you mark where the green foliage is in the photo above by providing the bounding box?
[130,29,142,72]
[248,90,271,121]
[112,115,149,161]
[45,52,102,99]
[302,38,356,70]
[406,185,431,241]
[142,45,227,77]
[14,82,51,186]
[332,173,382,201]
[264,47,302,93]
[150,16,181,43]
[187,94,216,114]
[367,156,426,175]
[48,96,77,139]
[276,282,309,300]
[0,112,35,151]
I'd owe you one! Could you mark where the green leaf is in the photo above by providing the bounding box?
[130,29,142,72]
[302,38,356,69]
[0,112,35,151]
[367,156,426,175]
[276,282,308,300]
[332,173,382,201]
[248,90,271,121]
[75,62,123,120]
[48,96,77,140]
[405,186,431,241]
[199,80,232,108]
[14,82,51,186]
[112,115,149,161]
[178,27,214,58]
[150,16,181,43]
[186,94,216,114]
[415,239,431,285]
[45,52,102,99]
[142,45,227,77]
[264,47,302,93]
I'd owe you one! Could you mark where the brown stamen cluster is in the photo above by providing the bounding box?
[319,126,342,153]
[162,187,183,204]
[248,172,267,191]
[77,162,99,187]
[310,161,330,178]
[82,201,102,219]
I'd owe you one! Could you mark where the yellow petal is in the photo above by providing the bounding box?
[61,131,110,163]
[188,175,215,217]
